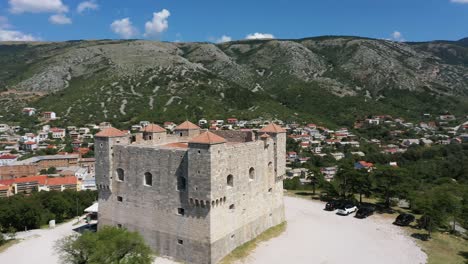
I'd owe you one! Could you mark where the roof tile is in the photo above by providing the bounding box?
[143,124,166,133]
[259,123,286,133]
[189,131,226,145]
[175,121,200,130]
[95,127,127,138]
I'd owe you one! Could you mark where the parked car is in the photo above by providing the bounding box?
[337,203,358,215]
[393,213,415,226]
[325,200,343,211]
[355,206,375,219]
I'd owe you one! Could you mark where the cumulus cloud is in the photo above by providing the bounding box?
[77,1,98,14]
[111,18,138,39]
[215,35,232,43]
[451,0,468,3]
[245,32,275,40]
[144,9,170,37]
[49,14,71,24]
[0,29,37,41]
[9,0,68,14]
[0,15,38,41]
[390,31,405,42]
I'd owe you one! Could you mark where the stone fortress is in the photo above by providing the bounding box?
[95,121,286,263]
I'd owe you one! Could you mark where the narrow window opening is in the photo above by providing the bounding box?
[177,208,185,215]
[117,224,122,228]
[116,168,124,182]
[117,196,123,202]
[268,188,272,193]
[227,175,233,188]
[177,239,184,245]
[144,172,153,186]
[229,204,235,210]
[249,167,255,180]
[179,133,183,137]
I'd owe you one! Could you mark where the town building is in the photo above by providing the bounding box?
[95,122,286,264]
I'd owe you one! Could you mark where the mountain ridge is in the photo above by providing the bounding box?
[0,36,467,127]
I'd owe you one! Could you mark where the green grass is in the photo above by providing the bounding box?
[0,239,20,253]
[407,229,468,264]
[220,222,287,264]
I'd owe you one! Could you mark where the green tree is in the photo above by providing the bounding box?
[351,169,372,204]
[55,226,154,264]
[372,166,405,208]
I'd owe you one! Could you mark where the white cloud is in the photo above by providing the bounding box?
[77,1,98,14]
[390,31,405,42]
[144,9,170,37]
[49,14,71,24]
[451,0,468,3]
[111,18,138,39]
[215,35,232,43]
[246,32,275,40]
[9,0,68,14]
[0,29,37,41]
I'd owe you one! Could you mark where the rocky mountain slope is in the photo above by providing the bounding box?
[0,36,467,127]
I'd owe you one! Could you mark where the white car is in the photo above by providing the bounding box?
[337,204,357,215]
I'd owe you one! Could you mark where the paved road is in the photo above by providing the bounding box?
[0,197,427,264]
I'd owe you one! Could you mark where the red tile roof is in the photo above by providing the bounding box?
[164,142,189,149]
[189,131,226,145]
[95,127,127,138]
[175,121,200,130]
[0,154,17,160]
[259,123,286,133]
[46,176,77,186]
[0,184,9,191]
[260,133,270,139]
[143,124,166,133]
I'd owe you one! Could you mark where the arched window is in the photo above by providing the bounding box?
[144,172,152,186]
[116,168,124,182]
[249,167,255,180]
[177,177,186,191]
[227,175,233,188]
[268,162,273,173]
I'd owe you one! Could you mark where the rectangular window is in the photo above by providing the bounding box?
[177,239,183,245]
[117,196,123,202]
[229,204,235,210]
[117,224,122,228]
[177,208,185,216]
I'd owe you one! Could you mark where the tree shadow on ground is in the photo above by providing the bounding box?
[410,233,430,241]
[458,251,468,262]
[73,223,97,234]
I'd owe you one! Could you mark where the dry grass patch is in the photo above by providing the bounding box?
[408,228,468,264]
[0,239,20,254]
[220,222,287,264]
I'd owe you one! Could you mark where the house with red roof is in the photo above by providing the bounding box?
[0,154,18,166]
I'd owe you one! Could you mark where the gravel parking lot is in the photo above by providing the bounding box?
[0,196,427,264]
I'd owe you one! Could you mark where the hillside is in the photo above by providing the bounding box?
[0,36,467,127]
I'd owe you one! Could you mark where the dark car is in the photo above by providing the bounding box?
[355,206,375,219]
[325,200,343,211]
[393,213,415,226]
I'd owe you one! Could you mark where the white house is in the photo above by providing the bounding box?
[50,128,66,139]
[0,154,18,166]
[0,124,10,133]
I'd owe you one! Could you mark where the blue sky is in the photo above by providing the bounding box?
[0,0,468,42]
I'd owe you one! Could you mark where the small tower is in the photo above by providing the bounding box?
[142,123,166,144]
[187,131,226,204]
[258,123,287,179]
[174,121,201,138]
[94,127,129,191]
